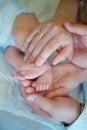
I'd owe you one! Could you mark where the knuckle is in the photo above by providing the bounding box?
[46,45,52,51]
[53,25,58,32]
[37,42,43,48]
[47,22,53,27]
[58,32,69,42]
[47,43,54,50]
[30,55,36,63]
[60,32,67,38]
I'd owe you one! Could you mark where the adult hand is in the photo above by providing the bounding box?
[64,22,87,68]
[46,63,83,98]
[25,93,81,124]
[22,21,73,66]
[19,81,48,116]
[19,79,81,124]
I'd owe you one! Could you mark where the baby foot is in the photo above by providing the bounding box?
[20,79,31,87]
[32,67,53,92]
[14,70,25,80]
[19,80,35,96]
[18,62,49,79]
[25,86,35,94]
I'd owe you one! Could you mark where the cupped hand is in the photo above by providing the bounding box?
[19,65,81,124]
[46,63,83,98]
[19,81,51,117]
[64,22,87,68]
[22,91,81,124]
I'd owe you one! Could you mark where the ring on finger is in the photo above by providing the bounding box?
[37,31,44,38]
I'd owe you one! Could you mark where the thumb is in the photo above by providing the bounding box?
[26,94,53,112]
[64,22,87,35]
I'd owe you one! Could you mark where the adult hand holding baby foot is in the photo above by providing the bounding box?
[19,79,81,124]
[15,61,53,93]
[46,63,83,98]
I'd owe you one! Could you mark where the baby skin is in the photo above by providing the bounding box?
[15,61,53,93]
[5,45,53,94]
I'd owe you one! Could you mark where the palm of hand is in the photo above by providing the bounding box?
[54,64,80,91]
[46,63,82,98]
[71,33,87,68]
[73,33,87,49]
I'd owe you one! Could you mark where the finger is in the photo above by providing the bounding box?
[28,99,51,119]
[64,22,87,35]
[19,82,43,116]
[53,45,73,65]
[19,81,50,117]
[22,26,41,51]
[35,29,72,66]
[26,94,53,113]
[29,27,56,63]
[24,33,43,61]
[24,23,52,62]
[46,87,69,98]
[35,38,60,66]
[31,105,51,119]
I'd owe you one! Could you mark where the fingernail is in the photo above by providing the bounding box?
[23,82,29,87]
[35,61,42,66]
[53,61,57,65]
[27,96,36,102]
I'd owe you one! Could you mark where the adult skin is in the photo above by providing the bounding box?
[19,63,82,124]
[64,22,87,68]
[22,0,78,66]
[19,82,81,124]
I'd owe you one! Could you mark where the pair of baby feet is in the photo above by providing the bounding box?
[14,62,53,94]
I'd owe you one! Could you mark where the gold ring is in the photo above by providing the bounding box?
[37,31,44,38]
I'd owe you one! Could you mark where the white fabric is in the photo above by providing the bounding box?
[0,0,30,50]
